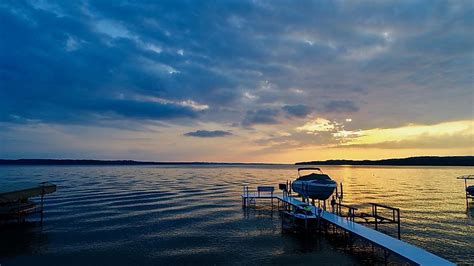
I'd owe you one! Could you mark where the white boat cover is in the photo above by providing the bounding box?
[0,182,56,203]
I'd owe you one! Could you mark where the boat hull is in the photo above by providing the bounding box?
[467,185,474,196]
[292,180,337,200]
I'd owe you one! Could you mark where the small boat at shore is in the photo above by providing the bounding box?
[291,167,337,200]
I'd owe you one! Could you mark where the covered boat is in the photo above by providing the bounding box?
[467,186,474,196]
[291,167,337,200]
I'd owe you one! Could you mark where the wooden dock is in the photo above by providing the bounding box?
[242,187,454,266]
[0,182,57,224]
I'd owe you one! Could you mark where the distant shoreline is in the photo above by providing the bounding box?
[0,156,473,166]
[0,159,282,166]
[295,156,474,166]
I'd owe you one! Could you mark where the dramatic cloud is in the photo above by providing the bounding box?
[184,130,233,138]
[282,104,312,118]
[0,0,472,161]
[242,109,280,127]
[323,100,359,113]
[296,118,339,134]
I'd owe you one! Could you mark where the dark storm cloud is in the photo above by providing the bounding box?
[323,100,359,113]
[0,1,234,125]
[242,109,280,127]
[184,130,233,138]
[282,104,312,118]
[0,0,472,131]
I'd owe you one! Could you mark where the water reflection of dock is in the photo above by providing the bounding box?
[241,185,454,265]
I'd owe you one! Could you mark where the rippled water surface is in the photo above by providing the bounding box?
[0,165,472,265]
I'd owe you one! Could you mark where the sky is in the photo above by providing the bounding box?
[0,0,473,163]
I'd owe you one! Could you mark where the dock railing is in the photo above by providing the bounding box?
[457,175,474,208]
[333,202,357,222]
[355,202,401,239]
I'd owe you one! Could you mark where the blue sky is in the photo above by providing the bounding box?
[0,0,473,162]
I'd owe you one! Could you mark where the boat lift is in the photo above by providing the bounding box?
[457,175,474,208]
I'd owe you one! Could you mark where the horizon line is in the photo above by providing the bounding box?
[0,156,473,166]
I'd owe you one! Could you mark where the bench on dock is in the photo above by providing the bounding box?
[241,186,275,207]
[257,186,274,197]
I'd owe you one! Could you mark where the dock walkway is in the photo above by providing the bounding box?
[242,192,454,266]
[0,182,57,224]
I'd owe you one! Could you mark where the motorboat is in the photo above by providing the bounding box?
[291,167,337,200]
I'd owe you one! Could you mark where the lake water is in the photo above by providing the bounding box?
[0,165,472,265]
